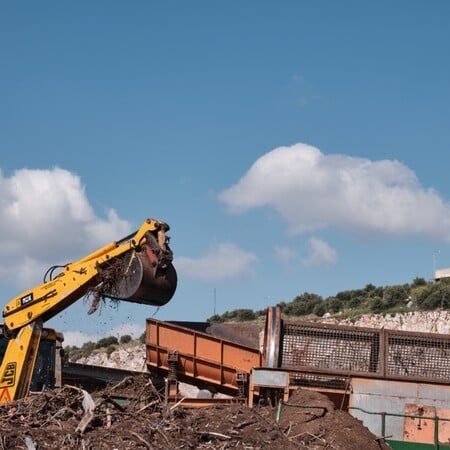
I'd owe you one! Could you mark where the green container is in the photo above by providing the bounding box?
[387,439,450,450]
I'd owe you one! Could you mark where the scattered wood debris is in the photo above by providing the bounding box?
[0,374,392,449]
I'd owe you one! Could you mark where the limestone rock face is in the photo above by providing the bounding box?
[324,310,450,334]
[77,345,147,371]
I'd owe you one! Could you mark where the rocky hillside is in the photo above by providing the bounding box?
[323,309,450,333]
[75,344,147,371]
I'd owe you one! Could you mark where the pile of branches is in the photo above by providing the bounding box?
[0,375,297,450]
[0,374,391,450]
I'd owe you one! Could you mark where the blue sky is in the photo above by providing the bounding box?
[1,2,450,346]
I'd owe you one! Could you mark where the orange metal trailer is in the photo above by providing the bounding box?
[145,318,261,396]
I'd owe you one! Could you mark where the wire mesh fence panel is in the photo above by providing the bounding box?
[289,372,349,390]
[280,322,381,376]
[279,321,450,384]
[386,331,450,382]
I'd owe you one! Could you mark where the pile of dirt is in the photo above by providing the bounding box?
[0,374,392,449]
[276,389,390,450]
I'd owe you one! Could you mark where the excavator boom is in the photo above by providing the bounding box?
[0,217,177,402]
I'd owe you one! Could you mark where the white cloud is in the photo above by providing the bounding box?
[219,143,450,240]
[274,245,298,265]
[0,167,131,289]
[302,237,338,267]
[274,240,337,268]
[175,243,258,281]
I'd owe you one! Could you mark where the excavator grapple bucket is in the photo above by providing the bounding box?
[110,250,177,306]
[103,232,177,307]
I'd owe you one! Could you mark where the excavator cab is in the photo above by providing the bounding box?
[0,325,63,393]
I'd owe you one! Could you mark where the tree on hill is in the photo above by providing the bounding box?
[281,292,323,316]
[207,276,448,323]
[415,278,450,310]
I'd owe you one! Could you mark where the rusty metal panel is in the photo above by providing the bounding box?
[350,378,450,443]
[195,335,222,361]
[403,404,436,444]
[145,318,261,392]
[402,404,450,446]
[438,408,450,445]
[223,343,261,369]
[155,323,195,354]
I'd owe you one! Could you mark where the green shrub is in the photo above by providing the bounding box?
[81,341,96,358]
[95,336,119,349]
[120,334,132,344]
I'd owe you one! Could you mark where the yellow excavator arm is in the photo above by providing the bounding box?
[0,217,177,403]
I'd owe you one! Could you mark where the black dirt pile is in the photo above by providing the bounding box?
[0,374,392,449]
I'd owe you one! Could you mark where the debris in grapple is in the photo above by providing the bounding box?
[86,258,128,315]
[84,244,177,315]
